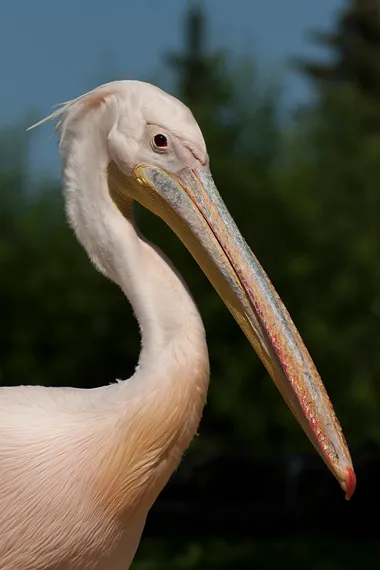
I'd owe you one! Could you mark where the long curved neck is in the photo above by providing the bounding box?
[58,111,210,520]
[61,123,208,381]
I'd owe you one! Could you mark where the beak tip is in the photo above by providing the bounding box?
[343,466,356,500]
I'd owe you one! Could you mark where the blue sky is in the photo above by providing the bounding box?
[1,0,344,174]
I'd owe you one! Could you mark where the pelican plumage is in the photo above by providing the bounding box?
[0,81,355,570]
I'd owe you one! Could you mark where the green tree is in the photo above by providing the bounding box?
[293,0,380,131]
[275,89,380,446]
[294,0,380,99]
[288,0,380,445]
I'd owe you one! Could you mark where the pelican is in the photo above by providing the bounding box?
[0,81,355,570]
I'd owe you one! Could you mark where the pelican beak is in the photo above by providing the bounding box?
[108,161,356,499]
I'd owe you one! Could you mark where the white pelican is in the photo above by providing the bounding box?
[0,81,355,570]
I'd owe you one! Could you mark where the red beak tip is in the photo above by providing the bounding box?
[344,466,356,500]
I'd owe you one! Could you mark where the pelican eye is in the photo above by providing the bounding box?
[153,134,168,149]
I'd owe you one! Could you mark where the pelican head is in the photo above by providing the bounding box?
[31,80,355,499]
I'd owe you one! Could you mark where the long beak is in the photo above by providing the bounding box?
[108,161,356,499]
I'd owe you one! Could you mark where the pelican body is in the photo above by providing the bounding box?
[0,81,355,570]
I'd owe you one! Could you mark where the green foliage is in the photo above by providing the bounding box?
[294,0,380,95]
[293,0,380,129]
[274,88,380,445]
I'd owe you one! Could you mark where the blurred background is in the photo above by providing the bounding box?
[1,0,379,568]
